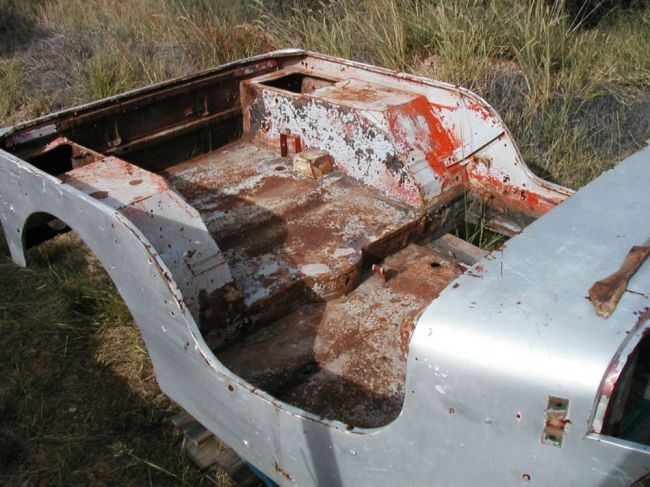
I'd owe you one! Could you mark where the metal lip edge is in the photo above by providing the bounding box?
[1,49,308,143]
[585,433,650,455]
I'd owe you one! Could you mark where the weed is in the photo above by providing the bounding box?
[0,59,23,122]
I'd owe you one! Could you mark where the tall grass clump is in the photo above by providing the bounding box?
[0,60,23,122]
[169,0,275,68]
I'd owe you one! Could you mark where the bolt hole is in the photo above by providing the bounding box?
[228,384,234,392]
[448,407,455,414]
[515,412,522,421]
[522,473,531,481]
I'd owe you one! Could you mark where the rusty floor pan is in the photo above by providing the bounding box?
[162,140,472,427]
[219,243,463,427]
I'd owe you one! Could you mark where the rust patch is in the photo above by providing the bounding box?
[166,140,424,327]
[588,240,650,318]
[219,243,463,427]
[465,164,559,218]
[636,306,650,326]
[542,396,570,447]
[386,95,460,179]
[198,283,244,339]
[274,461,294,481]
[280,132,302,157]
[89,190,109,199]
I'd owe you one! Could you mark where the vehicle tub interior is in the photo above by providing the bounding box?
[6,51,628,431]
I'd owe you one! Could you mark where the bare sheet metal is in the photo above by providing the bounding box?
[61,155,237,331]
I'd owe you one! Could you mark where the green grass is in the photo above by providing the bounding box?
[0,0,648,484]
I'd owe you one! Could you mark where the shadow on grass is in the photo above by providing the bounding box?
[0,0,45,57]
[0,230,235,486]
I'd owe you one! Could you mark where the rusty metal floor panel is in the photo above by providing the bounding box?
[219,243,462,427]
[164,139,422,326]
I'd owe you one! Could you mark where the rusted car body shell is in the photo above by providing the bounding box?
[0,50,648,485]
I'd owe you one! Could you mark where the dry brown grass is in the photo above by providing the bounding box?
[0,232,236,485]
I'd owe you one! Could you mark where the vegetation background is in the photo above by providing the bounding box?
[0,0,648,485]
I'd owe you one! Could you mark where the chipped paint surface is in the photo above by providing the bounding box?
[247,85,423,207]
[464,135,570,216]
[62,157,237,334]
[244,62,569,216]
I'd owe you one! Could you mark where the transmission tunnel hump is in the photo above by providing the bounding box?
[60,153,242,339]
[163,138,427,335]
